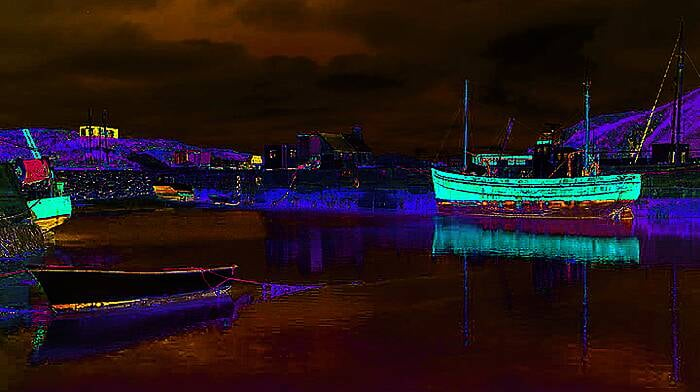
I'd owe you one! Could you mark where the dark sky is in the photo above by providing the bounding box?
[1,1,699,154]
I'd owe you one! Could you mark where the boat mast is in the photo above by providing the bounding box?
[583,73,591,171]
[463,80,469,171]
[672,19,685,165]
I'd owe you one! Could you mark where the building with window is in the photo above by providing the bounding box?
[79,125,119,139]
[263,144,298,169]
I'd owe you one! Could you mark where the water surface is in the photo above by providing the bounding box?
[2,208,700,391]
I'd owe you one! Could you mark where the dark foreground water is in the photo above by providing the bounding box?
[2,208,700,391]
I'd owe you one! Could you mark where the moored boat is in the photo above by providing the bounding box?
[27,195,72,232]
[31,265,237,312]
[432,79,642,220]
[432,168,641,219]
[153,182,195,202]
[14,128,73,232]
[30,293,253,364]
[0,162,46,258]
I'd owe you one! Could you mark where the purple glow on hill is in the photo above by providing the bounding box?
[564,87,700,154]
[0,128,251,169]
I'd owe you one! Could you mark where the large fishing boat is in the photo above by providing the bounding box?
[432,80,642,219]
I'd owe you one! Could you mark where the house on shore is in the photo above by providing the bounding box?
[265,125,373,170]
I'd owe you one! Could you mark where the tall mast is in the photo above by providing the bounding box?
[583,74,591,170]
[672,19,685,165]
[463,80,469,170]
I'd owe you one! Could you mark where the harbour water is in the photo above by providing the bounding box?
[2,207,700,391]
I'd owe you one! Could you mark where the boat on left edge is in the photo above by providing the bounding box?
[30,265,238,313]
[14,128,72,232]
[0,162,45,259]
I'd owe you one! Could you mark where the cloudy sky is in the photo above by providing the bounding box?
[1,0,698,154]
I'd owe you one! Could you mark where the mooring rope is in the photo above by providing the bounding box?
[0,269,28,278]
[271,170,298,206]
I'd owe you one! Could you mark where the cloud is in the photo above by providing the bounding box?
[0,0,698,155]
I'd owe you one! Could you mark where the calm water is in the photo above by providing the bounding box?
[2,207,700,391]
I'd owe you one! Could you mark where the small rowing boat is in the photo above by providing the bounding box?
[31,265,237,313]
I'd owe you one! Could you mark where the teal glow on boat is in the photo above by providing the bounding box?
[432,168,642,203]
[431,217,640,264]
[28,196,72,220]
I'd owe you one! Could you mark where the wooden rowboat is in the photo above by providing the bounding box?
[31,265,237,313]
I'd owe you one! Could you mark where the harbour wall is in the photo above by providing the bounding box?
[54,169,700,216]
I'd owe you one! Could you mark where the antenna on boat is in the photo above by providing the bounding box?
[500,117,515,154]
[671,18,685,165]
[463,79,469,171]
[101,109,108,166]
[87,108,93,165]
[583,69,591,171]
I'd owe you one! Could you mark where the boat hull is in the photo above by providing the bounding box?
[27,196,72,232]
[432,168,642,219]
[31,266,237,312]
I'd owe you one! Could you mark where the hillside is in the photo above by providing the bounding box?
[0,128,251,169]
[563,87,700,156]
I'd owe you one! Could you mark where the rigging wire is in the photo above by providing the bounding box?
[0,136,39,153]
[686,50,700,81]
[633,35,680,163]
[433,106,463,161]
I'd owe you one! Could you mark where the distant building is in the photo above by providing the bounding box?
[79,125,119,139]
[296,125,373,169]
[263,144,298,169]
[172,150,211,167]
[209,151,257,169]
[651,143,691,164]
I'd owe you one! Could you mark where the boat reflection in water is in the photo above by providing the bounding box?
[432,216,640,265]
[30,293,253,365]
[434,215,694,385]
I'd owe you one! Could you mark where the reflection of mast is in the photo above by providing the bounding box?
[463,255,470,347]
[309,227,323,273]
[581,262,590,370]
[670,266,680,384]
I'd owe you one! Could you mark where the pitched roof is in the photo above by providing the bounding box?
[344,134,372,153]
[319,133,356,152]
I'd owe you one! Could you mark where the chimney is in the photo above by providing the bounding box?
[352,124,363,140]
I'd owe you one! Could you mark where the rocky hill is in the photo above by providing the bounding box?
[563,87,700,156]
[0,128,251,169]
